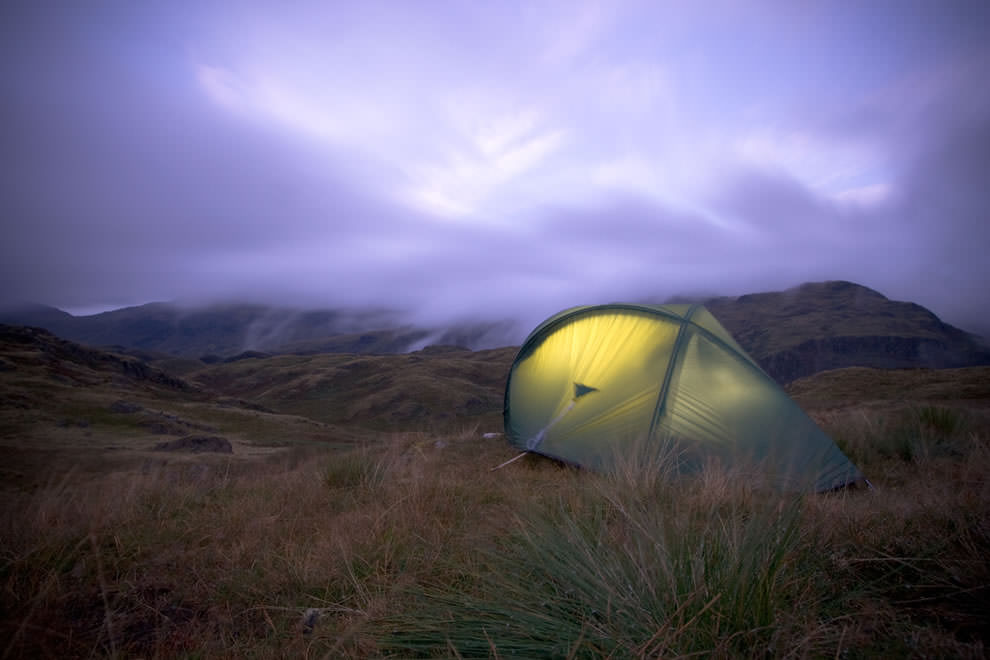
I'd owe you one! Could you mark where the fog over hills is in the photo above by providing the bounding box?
[0,300,523,358]
[2,281,989,385]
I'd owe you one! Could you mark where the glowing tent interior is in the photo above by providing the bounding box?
[503,303,863,491]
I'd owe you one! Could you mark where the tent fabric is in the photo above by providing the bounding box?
[503,303,863,491]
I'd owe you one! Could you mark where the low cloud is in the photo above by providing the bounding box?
[2,0,989,335]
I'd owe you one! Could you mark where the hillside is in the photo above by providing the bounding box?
[787,365,990,409]
[189,345,517,432]
[0,323,516,451]
[0,324,364,490]
[704,281,990,382]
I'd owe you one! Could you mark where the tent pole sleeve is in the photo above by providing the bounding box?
[647,303,699,437]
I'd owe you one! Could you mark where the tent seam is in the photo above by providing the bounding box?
[647,303,698,437]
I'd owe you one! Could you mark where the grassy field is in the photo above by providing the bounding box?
[188,347,516,433]
[3,392,989,657]
[2,326,989,657]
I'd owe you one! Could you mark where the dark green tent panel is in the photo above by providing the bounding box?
[503,303,863,491]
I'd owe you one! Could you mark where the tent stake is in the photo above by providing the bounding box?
[491,451,528,471]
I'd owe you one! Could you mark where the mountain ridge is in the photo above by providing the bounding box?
[699,281,990,382]
[2,280,988,384]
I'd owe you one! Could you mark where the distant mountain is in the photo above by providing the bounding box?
[0,303,371,356]
[0,303,75,333]
[3,281,989,384]
[701,281,990,383]
[0,302,519,358]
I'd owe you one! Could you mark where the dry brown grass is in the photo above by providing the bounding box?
[2,409,989,657]
[0,431,568,658]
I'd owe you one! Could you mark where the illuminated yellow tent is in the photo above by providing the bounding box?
[503,303,863,491]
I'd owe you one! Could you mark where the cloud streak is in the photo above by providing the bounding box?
[2,0,989,334]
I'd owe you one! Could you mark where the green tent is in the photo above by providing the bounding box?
[503,303,863,491]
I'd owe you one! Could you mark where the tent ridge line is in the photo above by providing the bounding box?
[504,302,786,441]
[513,302,784,392]
[611,304,785,391]
[513,303,690,362]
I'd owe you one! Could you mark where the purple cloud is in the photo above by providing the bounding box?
[2,0,988,334]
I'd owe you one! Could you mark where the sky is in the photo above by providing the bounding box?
[2,0,989,332]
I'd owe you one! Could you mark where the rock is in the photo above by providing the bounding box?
[141,412,218,435]
[109,400,143,414]
[143,421,186,435]
[705,281,990,384]
[301,608,321,635]
[153,435,233,453]
[223,350,272,363]
[57,418,90,428]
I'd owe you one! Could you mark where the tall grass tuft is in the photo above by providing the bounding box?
[914,404,966,438]
[323,445,395,492]
[827,404,974,467]
[378,446,833,658]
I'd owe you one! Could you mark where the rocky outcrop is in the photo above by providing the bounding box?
[704,281,990,384]
[0,324,196,391]
[759,334,988,384]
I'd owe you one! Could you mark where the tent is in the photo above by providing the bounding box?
[503,303,863,491]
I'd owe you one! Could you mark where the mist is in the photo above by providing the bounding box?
[2,1,988,335]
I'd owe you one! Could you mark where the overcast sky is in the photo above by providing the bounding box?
[2,0,989,331]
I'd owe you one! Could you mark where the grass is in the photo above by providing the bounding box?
[1,339,989,657]
[188,349,515,432]
[817,404,981,467]
[787,366,990,408]
[2,405,989,659]
[5,322,988,656]
[378,463,818,657]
